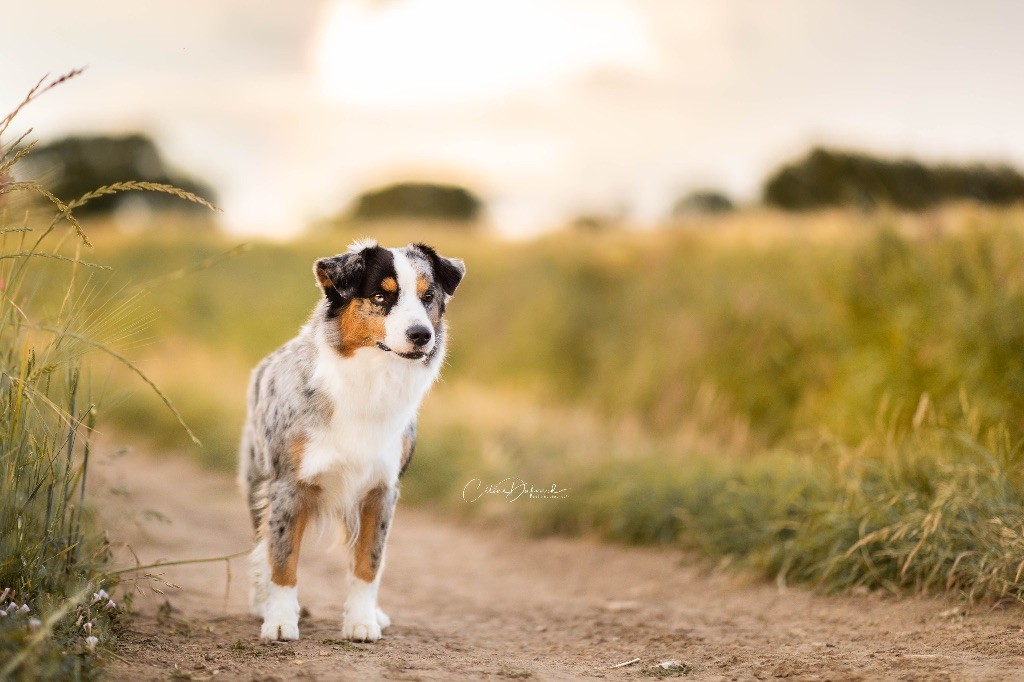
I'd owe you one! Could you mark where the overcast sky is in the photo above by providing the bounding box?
[4,0,1024,237]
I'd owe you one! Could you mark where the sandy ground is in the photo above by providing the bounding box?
[91,446,1024,681]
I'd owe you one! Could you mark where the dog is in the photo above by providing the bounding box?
[238,238,464,643]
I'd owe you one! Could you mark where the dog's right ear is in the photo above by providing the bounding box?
[314,252,366,310]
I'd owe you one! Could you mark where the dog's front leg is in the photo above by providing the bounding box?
[342,483,397,642]
[260,479,310,642]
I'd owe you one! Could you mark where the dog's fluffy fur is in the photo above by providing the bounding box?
[239,239,464,642]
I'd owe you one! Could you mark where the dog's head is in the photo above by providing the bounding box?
[314,239,465,361]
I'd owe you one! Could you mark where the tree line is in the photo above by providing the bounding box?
[17,134,1024,223]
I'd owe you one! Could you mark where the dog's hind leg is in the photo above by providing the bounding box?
[341,484,398,643]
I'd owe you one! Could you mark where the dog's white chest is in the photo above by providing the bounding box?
[299,343,437,492]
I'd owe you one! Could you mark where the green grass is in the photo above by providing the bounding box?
[88,209,1024,445]
[0,72,213,678]
[57,205,1024,604]
[0,72,119,680]
[404,382,1024,600]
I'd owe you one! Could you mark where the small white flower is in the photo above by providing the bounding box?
[19,604,29,614]
[28,617,41,632]
[97,589,109,601]
[75,615,84,627]
[0,610,7,618]
[91,592,101,604]
[85,636,98,652]
[104,599,117,611]
[83,621,93,635]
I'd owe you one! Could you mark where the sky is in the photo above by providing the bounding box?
[3,0,1024,237]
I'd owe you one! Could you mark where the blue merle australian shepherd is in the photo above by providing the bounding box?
[239,239,464,643]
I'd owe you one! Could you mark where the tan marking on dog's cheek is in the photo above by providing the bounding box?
[353,485,393,582]
[337,299,386,357]
[381,277,397,293]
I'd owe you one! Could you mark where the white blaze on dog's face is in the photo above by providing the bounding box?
[384,249,435,356]
[313,240,465,360]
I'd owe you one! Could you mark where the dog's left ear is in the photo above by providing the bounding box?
[414,243,465,296]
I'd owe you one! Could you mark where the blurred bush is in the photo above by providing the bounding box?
[672,189,735,217]
[764,147,1024,211]
[17,134,216,218]
[350,181,482,222]
[569,213,622,233]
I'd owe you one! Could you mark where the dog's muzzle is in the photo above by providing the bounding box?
[376,342,427,360]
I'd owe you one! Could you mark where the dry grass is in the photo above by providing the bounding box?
[57,203,1024,604]
[0,72,215,679]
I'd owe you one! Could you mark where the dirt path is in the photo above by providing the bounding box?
[92,446,1024,681]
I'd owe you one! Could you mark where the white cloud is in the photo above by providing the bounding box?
[314,0,658,107]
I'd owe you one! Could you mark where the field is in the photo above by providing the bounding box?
[49,204,1024,604]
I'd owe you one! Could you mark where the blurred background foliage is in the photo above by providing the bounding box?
[14,134,1024,603]
[73,207,1024,459]
[348,181,483,222]
[16,134,216,221]
[764,147,1024,212]
[16,201,1018,602]
[671,189,736,217]
[19,139,1024,228]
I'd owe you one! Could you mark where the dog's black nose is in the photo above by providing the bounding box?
[406,325,432,347]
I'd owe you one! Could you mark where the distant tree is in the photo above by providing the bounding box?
[568,213,618,233]
[763,147,1024,211]
[351,182,482,222]
[672,189,735,217]
[18,134,216,216]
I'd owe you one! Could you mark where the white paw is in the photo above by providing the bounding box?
[376,608,391,630]
[259,583,299,642]
[260,614,299,642]
[342,614,382,642]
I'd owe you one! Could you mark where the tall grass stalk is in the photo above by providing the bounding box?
[0,71,214,679]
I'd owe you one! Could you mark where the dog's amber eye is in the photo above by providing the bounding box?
[421,291,434,304]
[372,293,386,304]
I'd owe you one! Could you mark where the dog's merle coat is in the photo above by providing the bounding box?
[239,239,464,643]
